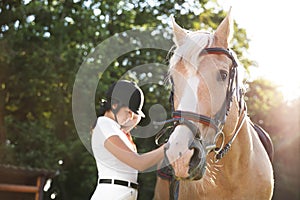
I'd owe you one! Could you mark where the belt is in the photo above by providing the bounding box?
[99,179,138,189]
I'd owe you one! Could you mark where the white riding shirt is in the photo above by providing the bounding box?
[90,116,138,199]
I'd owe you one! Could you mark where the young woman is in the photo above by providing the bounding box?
[90,80,166,200]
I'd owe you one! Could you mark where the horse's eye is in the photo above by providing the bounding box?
[218,70,228,81]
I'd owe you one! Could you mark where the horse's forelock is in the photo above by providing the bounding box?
[169,31,214,73]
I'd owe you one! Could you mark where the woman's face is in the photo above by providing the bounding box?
[116,106,142,131]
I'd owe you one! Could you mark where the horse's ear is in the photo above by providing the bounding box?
[171,16,187,46]
[214,7,233,48]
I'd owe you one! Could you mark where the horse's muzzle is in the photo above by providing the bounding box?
[187,138,206,180]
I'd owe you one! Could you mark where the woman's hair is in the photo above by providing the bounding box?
[98,99,112,116]
[91,99,111,132]
[98,81,119,116]
[91,82,118,131]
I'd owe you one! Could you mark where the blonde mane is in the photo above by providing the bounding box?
[169,31,214,72]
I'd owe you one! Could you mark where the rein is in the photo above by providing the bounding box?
[215,109,246,161]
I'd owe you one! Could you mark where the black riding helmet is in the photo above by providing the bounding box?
[107,80,145,118]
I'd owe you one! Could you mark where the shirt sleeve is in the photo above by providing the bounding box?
[95,117,123,140]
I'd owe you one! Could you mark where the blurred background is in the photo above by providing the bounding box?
[0,0,299,199]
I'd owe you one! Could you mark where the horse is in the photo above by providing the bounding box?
[154,10,274,200]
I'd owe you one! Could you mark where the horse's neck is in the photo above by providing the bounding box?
[203,118,273,196]
[228,118,252,161]
[210,118,255,183]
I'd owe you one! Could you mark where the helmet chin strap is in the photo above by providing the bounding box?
[112,104,131,129]
[121,118,131,127]
[111,104,121,125]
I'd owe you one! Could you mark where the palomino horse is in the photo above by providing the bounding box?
[154,10,274,200]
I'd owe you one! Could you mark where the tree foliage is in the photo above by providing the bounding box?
[0,0,298,199]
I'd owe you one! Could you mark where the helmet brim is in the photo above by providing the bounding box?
[134,110,145,118]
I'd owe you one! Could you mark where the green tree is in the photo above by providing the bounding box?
[246,78,284,125]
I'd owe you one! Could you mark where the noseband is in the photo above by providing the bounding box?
[155,47,245,162]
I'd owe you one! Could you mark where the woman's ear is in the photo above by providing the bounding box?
[129,110,135,120]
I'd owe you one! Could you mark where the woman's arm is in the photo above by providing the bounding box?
[104,135,165,171]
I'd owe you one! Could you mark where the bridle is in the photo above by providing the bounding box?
[155,47,246,163]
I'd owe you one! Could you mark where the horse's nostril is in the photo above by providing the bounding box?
[187,139,207,180]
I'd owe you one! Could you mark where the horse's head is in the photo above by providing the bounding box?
[165,10,244,181]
